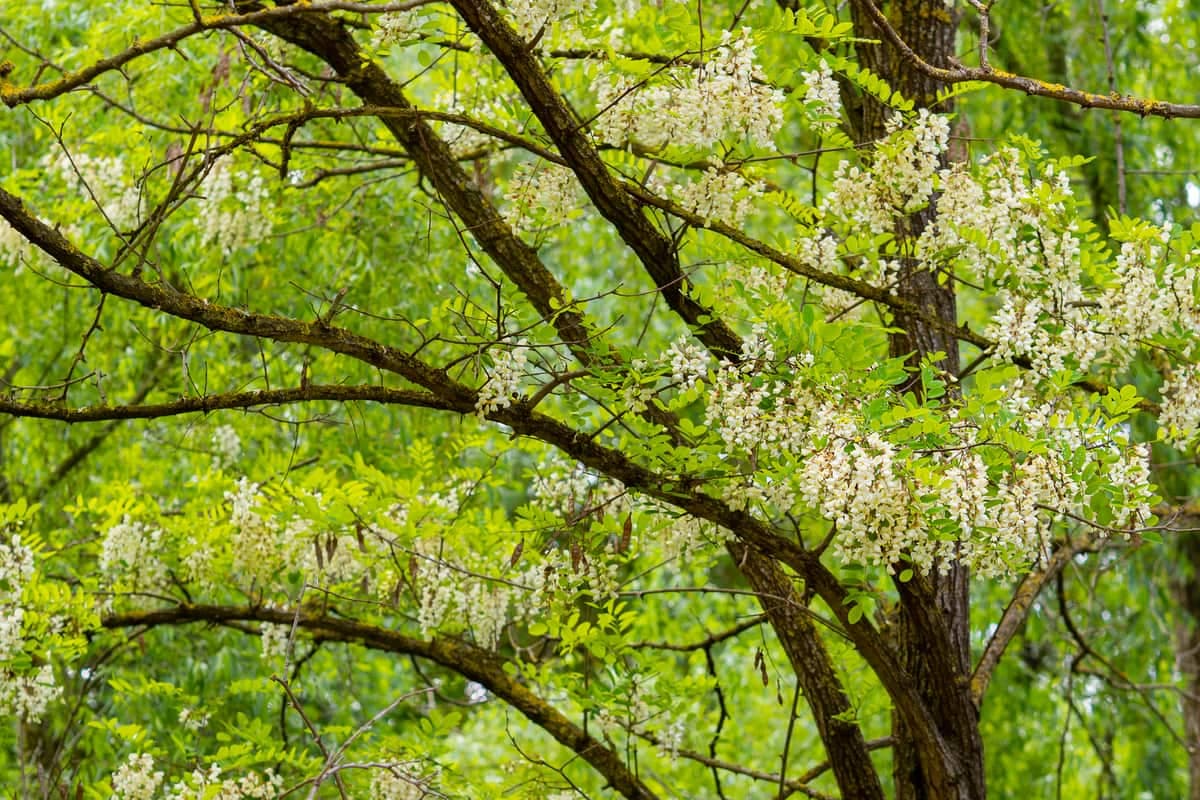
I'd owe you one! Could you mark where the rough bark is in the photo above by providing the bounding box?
[729,542,886,800]
[848,1,987,797]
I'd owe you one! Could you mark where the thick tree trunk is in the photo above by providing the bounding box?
[847,2,987,797]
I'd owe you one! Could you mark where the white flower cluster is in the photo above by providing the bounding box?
[0,217,35,271]
[639,319,1154,576]
[657,717,688,761]
[370,764,439,800]
[178,706,209,731]
[371,11,419,47]
[197,161,272,256]
[985,294,1105,378]
[733,262,789,300]
[47,151,140,231]
[800,59,841,131]
[211,424,242,468]
[796,413,1154,576]
[1161,366,1200,446]
[260,623,291,665]
[412,538,513,648]
[919,149,1199,380]
[0,663,58,724]
[703,354,818,456]
[476,340,529,418]
[796,233,840,273]
[503,164,581,236]
[800,431,921,566]
[1101,229,1197,347]
[505,0,597,40]
[0,533,62,722]
[112,753,164,800]
[654,513,722,561]
[595,28,783,151]
[922,152,1085,371]
[226,478,286,585]
[666,166,765,226]
[224,479,372,589]
[666,336,709,389]
[825,110,950,233]
[166,763,282,800]
[100,518,169,592]
[530,461,628,521]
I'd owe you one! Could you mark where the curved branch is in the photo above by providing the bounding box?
[0,184,474,407]
[102,603,660,800]
[0,384,449,423]
[849,0,1200,119]
[970,534,1097,705]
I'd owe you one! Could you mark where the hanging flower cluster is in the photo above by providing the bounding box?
[595,28,784,151]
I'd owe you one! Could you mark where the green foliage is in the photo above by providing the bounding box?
[0,1,1196,798]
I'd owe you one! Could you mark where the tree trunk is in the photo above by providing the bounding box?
[847,1,987,797]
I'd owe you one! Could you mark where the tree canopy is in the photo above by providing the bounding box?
[0,1,1198,798]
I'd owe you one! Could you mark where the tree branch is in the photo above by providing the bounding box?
[730,542,886,799]
[0,384,449,423]
[970,534,1096,705]
[848,0,1200,119]
[102,603,660,800]
[447,0,744,360]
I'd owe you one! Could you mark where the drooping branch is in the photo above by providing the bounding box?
[101,603,661,800]
[848,0,1200,119]
[246,10,603,370]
